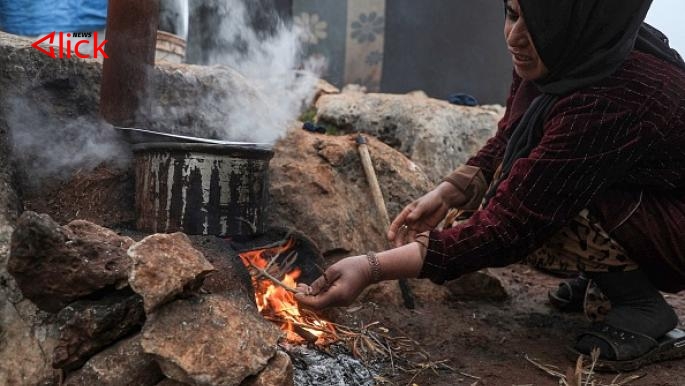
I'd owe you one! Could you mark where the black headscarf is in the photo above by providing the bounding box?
[483,0,685,205]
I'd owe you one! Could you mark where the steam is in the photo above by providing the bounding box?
[185,0,324,143]
[4,96,129,185]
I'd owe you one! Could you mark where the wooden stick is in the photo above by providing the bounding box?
[356,135,391,226]
[245,258,302,294]
[355,134,415,309]
[293,324,319,344]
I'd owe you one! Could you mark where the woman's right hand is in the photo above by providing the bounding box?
[295,255,372,309]
[387,182,466,247]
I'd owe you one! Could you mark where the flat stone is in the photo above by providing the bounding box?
[128,233,215,314]
[241,350,293,386]
[64,334,164,386]
[446,269,509,301]
[53,292,145,370]
[8,212,134,312]
[142,294,281,386]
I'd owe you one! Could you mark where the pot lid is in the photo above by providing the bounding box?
[117,127,271,149]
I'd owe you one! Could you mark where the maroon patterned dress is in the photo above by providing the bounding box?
[421,51,685,292]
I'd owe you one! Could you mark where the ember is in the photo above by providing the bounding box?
[239,239,336,345]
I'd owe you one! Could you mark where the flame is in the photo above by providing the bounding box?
[239,239,335,345]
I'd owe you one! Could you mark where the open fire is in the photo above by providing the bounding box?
[239,238,336,345]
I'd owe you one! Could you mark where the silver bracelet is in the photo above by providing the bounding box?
[366,251,382,283]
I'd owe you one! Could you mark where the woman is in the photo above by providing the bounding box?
[296,0,685,371]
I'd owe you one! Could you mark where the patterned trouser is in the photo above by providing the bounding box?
[525,209,638,273]
[526,209,639,321]
[445,207,634,320]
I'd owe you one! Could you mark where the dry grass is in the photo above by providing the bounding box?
[525,349,644,386]
[322,318,459,385]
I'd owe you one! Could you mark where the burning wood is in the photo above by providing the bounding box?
[239,237,458,381]
[239,238,337,345]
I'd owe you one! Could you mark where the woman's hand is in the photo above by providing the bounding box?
[295,243,426,310]
[295,255,372,309]
[387,182,465,247]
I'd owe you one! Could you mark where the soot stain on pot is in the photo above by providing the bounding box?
[207,162,222,235]
[133,143,273,237]
[183,164,205,235]
[156,156,171,232]
[168,154,186,232]
[228,168,243,234]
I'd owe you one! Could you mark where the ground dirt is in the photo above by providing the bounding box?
[354,264,685,386]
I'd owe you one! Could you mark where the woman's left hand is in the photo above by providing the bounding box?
[294,255,372,309]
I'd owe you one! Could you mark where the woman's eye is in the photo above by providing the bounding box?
[505,6,519,21]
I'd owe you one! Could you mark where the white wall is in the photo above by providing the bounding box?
[646,0,685,57]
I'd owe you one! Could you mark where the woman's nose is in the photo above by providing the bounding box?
[506,21,529,48]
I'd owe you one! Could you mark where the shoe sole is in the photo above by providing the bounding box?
[567,328,685,372]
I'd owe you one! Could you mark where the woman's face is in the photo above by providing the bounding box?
[504,0,549,80]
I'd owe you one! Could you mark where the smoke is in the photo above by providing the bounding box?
[5,95,129,186]
[185,0,325,143]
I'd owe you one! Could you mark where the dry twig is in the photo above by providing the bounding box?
[459,371,481,381]
[243,257,301,294]
[240,236,301,294]
[525,352,644,386]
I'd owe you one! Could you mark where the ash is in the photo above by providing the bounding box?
[284,344,376,386]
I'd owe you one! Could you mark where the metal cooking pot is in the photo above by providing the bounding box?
[133,142,274,237]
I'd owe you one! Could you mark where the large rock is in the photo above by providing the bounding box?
[142,294,281,386]
[269,129,433,256]
[8,213,134,312]
[0,296,60,385]
[53,292,146,370]
[242,350,293,386]
[128,233,216,314]
[316,90,503,182]
[64,334,164,386]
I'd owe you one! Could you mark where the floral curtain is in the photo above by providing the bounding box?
[293,0,386,91]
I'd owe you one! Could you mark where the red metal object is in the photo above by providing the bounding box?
[100,0,160,127]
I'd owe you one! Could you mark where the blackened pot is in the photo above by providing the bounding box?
[133,142,274,236]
